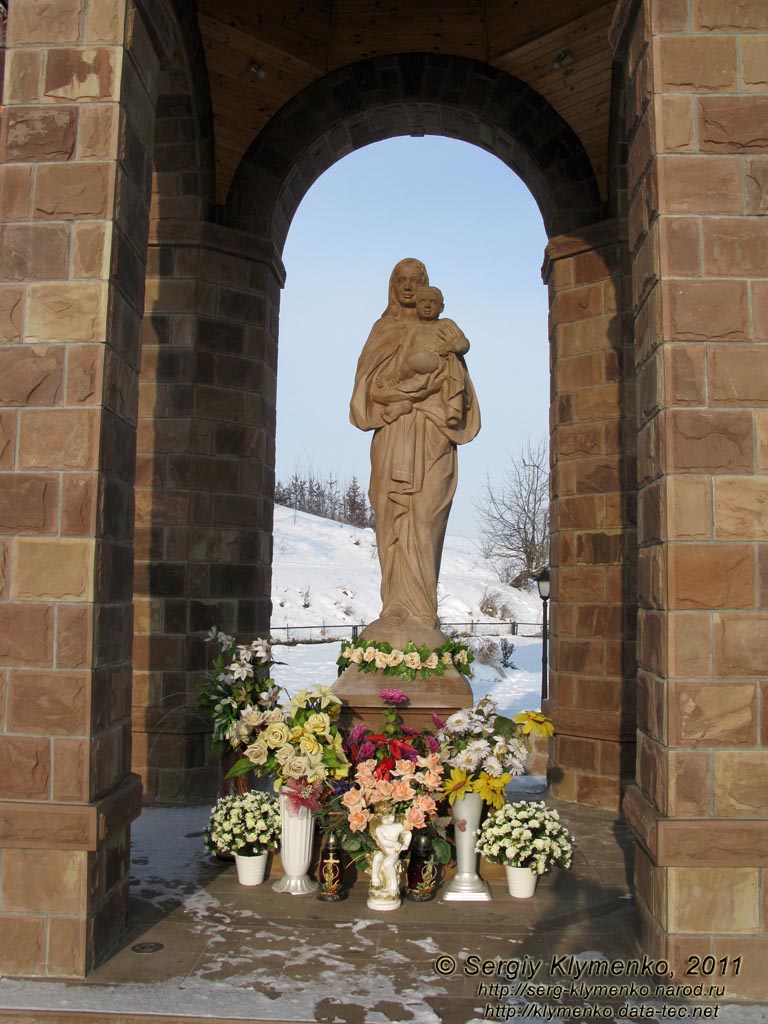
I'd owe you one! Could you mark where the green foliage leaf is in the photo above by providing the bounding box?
[493,714,518,739]
[432,836,451,865]
[224,757,253,779]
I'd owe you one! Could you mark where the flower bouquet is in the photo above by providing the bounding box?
[475,800,574,897]
[204,789,282,885]
[474,801,574,873]
[437,697,553,809]
[436,696,553,901]
[227,685,352,894]
[318,689,450,868]
[204,790,281,857]
[226,685,351,807]
[198,628,281,758]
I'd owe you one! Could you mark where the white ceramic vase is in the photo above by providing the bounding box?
[444,791,491,901]
[234,851,268,886]
[505,864,538,898]
[272,791,318,895]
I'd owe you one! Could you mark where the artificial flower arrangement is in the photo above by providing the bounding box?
[317,688,451,866]
[337,636,474,682]
[226,685,351,810]
[204,790,282,857]
[198,627,281,756]
[437,697,554,810]
[474,800,574,874]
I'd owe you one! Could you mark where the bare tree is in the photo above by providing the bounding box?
[475,436,550,588]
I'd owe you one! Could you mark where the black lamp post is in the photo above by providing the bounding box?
[536,569,550,704]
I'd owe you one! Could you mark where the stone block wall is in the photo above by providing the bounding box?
[132,220,283,802]
[543,221,637,811]
[0,0,157,976]
[614,0,768,997]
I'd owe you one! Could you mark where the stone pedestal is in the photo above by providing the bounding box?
[333,664,473,732]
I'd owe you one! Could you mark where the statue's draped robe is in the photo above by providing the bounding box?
[350,317,480,630]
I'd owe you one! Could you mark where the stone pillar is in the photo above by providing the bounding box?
[0,0,159,976]
[613,0,768,997]
[543,221,637,811]
[132,222,284,802]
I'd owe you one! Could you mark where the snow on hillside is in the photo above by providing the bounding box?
[269,505,545,717]
[270,504,542,632]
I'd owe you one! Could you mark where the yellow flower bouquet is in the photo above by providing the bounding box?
[436,696,553,810]
[227,685,351,811]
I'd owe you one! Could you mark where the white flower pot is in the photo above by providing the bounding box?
[444,791,491,901]
[505,865,538,898]
[234,851,268,886]
[272,791,318,895]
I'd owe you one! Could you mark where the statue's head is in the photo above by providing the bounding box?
[416,285,444,321]
[378,800,395,822]
[383,258,428,318]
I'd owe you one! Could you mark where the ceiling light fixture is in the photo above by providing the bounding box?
[250,60,267,80]
[552,49,574,71]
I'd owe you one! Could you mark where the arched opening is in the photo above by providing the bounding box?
[271,134,551,715]
[226,54,603,244]
[117,53,639,1005]
[276,135,549,525]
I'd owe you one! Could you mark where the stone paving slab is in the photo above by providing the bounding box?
[2,797,763,1023]
[0,797,640,1023]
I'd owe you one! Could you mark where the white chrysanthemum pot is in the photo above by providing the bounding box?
[272,791,318,895]
[444,792,491,901]
[234,851,268,886]
[505,865,538,898]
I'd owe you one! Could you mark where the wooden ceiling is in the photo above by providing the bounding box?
[196,0,617,205]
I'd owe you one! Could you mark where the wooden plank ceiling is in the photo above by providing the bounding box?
[196,0,617,206]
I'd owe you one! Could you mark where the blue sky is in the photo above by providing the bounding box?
[276,135,549,538]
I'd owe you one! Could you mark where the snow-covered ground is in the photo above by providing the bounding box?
[271,504,542,632]
[270,505,545,716]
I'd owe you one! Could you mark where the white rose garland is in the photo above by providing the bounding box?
[336,637,474,682]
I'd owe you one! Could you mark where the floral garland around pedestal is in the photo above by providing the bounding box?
[337,637,474,681]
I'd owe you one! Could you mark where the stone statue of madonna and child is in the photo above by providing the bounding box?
[333,258,481,726]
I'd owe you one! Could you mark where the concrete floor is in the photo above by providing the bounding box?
[0,782,764,1024]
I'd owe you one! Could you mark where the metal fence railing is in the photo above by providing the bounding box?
[269,621,542,645]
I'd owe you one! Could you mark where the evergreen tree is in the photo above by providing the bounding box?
[274,468,375,530]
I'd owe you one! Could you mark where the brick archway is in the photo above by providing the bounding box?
[130,53,630,810]
[220,53,637,812]
[225,53,603,247]
[5,0,768,991]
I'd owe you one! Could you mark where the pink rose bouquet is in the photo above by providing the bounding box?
[317,689,450,865]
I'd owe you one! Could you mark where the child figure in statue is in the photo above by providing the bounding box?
[367,808,412,911]
[375,286,470,427]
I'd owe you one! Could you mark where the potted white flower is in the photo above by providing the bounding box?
[205,790,281,885]
[474,800,574,898]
